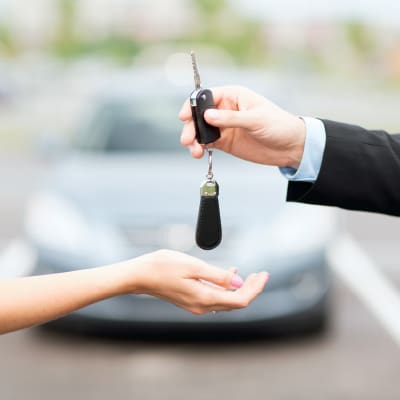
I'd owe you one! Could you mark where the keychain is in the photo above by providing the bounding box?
[190,51,222,250]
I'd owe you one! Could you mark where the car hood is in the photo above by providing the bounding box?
[47,151,288,229]
[31,151,336,272]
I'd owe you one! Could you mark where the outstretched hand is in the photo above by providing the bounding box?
[0,249,268,334]
[128,250,269,315]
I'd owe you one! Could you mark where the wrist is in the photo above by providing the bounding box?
[286,116,306,169]
[113,252,162,295]
[101,257,147,296]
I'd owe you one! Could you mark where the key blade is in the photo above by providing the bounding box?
[190,50,201,89]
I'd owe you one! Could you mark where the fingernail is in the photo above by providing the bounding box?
[231,275,244,288]
[205,109,219,120]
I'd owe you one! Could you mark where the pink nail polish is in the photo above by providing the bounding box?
[231,275,244,288]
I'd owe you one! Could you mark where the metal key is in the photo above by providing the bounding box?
[190,51,221,145]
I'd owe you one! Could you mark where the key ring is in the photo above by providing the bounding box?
[206,146,213,180]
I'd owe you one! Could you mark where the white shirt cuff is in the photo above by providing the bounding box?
[279,117,326,182]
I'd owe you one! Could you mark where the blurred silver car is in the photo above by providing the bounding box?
[24,69,337,337]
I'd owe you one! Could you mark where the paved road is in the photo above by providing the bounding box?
[0,155,399,400]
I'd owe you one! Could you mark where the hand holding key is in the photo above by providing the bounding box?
[180,85,306,170]
[190,51,221,145]
[189,52,222,250]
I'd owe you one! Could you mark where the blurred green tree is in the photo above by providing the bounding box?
[194,0,227,15]
[51,0,141,64]
[343,21,376,59]
[0,24,17,56]
[176,0,268,66]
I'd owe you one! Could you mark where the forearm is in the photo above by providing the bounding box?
[0,261,138,334]
[287,120,400,216]
[0,249,268,334]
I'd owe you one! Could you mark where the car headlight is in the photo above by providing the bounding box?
[235,203,338,274]
[25,192,91,254]
[265,203,338,259]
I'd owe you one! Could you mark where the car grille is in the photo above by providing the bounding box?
[120,223,235,258]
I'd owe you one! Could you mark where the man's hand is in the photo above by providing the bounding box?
[179,85,306,169]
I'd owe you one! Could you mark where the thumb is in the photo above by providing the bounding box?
[193,264,244,289]
[204,108,256,130]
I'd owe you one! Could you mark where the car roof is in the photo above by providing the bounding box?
[94,67,284,103]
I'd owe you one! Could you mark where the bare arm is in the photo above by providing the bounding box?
[0,250,268,334]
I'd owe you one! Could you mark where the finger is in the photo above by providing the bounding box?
[180,121,204,158]
[183,272,268,314]
[204,108,256,130]
[180,120,195,146]
[229,267,238,274]
[192,264,244,290]
[199,268,238,291]
[212,272,269,310]
[179,86,238,120]
[195,272,269,313]
[233,272,269,306]
[207,86,249,108]
[206,86,231,107]
[179,86,234,123]
[179,98,192,121]
[189,142,204,158]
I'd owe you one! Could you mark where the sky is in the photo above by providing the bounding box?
[231,0,400,25]
[0,0,399,26]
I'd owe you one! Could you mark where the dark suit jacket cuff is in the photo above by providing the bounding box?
[286,119,400,215]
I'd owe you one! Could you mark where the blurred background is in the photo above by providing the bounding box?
[1,0,400,399]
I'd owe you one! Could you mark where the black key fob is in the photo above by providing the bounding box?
[190,51,222,250]
[196,179,222,250]
[190,89,221,145]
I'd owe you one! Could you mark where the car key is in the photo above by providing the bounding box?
[196,148,222,250]
[190,51,221,145]
[189,51,222,250]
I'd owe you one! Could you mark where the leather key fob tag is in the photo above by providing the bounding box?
[196,180,222,250]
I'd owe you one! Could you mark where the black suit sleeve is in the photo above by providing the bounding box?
[286,119,400,216]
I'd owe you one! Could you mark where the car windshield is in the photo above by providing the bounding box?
[74,97,182,152]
